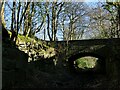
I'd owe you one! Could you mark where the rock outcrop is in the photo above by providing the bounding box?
[16,35,56,62]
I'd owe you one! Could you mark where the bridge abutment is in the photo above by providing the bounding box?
[105,43,120,80]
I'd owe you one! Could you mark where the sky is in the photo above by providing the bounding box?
[4,1,104,41]
[35,1,101,41]
[4,0,107,2]
[85,0,106,2]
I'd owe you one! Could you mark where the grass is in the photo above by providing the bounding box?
[75,56,98,69]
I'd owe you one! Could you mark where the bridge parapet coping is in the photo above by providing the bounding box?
[45,38,120,47]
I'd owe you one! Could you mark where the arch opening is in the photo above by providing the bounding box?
[74,56,98,71]
[68,53,106,74]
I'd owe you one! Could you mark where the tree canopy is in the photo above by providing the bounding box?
[2,1,120,43]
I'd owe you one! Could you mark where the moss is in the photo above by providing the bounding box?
[17,34,43,45]
[6,31,56,60]
[18,34,31,43]
[7,30,12,37]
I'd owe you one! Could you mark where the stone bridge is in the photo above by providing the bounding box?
[46,38,120,79]
[18,37,120,79]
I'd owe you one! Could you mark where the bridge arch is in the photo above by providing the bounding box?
[68,52,106,74]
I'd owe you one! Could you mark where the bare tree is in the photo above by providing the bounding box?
[59,2,87,40]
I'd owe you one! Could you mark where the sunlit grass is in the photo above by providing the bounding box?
[74,56,98,69]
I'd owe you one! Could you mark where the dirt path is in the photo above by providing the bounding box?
[13,63,112,88]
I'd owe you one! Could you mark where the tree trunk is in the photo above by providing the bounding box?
[117,6,120,38]
[44,28,46,40]
[45,2,52,41]
[11,2,16,42]
[25,3,31,37]
[19,2,30,33]
[28,2,34,37]
[16,2,21,35]
[23,2,31,37]
[1,1,6,27]
[47,13,52,41]
[15,1,21,43]
[52,2,56,41]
